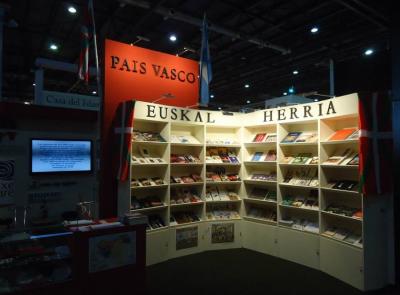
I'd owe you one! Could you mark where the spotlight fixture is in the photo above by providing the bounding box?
[283,92,288,96]
[210,94,214,98]
[293,70,299,75]
[49,43,58,51]
[68,6,77,14]
[92,91,97,95]
[246,100,251,104]
[32,83,36,87]
[288,86,295,94]
[314,99,319,102]
[218,107,222,110]
[24,101,30,105]
[364,48,374,56]
[310,26,319,34]
[244,84,250,88]
[169,34,177,42]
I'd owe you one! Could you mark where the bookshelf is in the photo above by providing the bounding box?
[118,95,391,291]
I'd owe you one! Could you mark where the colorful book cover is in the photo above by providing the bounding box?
[264,133,277,142]
[328,127,357,141]
[251,152,264,161]
[295,132,318,143]
[264,150,277,161]
[281,132,302,143]
[252,133,266,142]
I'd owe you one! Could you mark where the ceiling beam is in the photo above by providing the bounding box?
[119,0,290,54]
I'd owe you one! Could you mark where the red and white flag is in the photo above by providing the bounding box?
[359,92,393,195]
[78,0,95,83]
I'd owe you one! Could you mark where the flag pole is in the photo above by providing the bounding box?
[88,0,101,99]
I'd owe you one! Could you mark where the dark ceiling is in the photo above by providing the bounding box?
[1,0,392,109]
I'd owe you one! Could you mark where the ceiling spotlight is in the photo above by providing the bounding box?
[49,43,58,51]
[314,99,319,102]
[293,70,299,75]
[68,6,77,14]
[244,84,250,88]
[218,107,222,110]
[246,100,251,104]
[169,34,177,42]
[310,26,319,34]
[210,94,214,98]
[32,83,36,87]
[283,92,288,96]
[288,86,295,94]
[24,101,30,105]
[364,48,374,56]
[92,90,97,95]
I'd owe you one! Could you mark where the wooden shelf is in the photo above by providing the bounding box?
[321,234,363,249]
[243,216,277,225]
[146,226,169,233]
[206,217,242,222]
[206,143,241,147]
[206,181,242,185]
[133,141,168,146]
[243,142,277,147]
[279,163,318,167]
[170,201,204,208]
[321,210,363,222]
[320,139,358,145]
[243,161,276,165]
[279,204,319,212]
[170,182,204,187]
[205,199,242,203]
[205,162,241,166]
[131,163,168,167]
[280,142,318,146]
[170,163,203,166]
[131,184,169,190]
[170,142,203,147]
[279,183,319,189]
[244,198,277,205]
[320,187,361,195]
[243,179,277,185]
[278,224,320,236]
[320,164,359,169]
[169,220,204,228]
[130,204,168,213]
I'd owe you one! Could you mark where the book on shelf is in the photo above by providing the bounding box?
[347,154,359,165]
[264,133,277,142]
[322,148,354,165]
[251,152,264,161]
[327,127,358,141]
[249,188,269,200]
[252,133,266,142]
[281,156,294,164]
[132,130,166,142]
[171,134,200,144]
[347,129,360,140]
[264,149,277,161]
[331,180,358,191]
[281,132,302,143]
[292,153,312,164]
[295,131,318,143]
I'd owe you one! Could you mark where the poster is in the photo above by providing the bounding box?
[89,231,136,273]
[0,160,15,204]
[176,226,198,250]
[211,223,235,244]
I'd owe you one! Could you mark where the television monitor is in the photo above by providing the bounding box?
[30,139,93,174]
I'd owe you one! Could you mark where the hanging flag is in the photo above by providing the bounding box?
[199,14,212,106]
[78,0,95,84]
[359,92,393,195]
[114,101,136,181]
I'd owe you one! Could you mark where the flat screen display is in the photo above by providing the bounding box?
[31,139,92,174]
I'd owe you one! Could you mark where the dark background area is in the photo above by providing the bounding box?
[0,0,392,108]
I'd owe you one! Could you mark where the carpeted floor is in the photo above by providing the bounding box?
[146,248,398,295]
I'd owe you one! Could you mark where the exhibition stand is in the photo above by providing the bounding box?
[118,93,393,291]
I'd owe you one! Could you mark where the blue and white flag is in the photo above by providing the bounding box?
[199,14,212,106]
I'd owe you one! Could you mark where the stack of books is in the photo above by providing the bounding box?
[206,138,237,145]
[205,186,240,201]
[326,180,359,191]
[280,218,319,233]
[206,172,240,182]
[324,204,363,219]
[281,191,318,210]
[283,168,319,186]
[249,188,277,202]
[131,177,166,187]
[131,196,164,210]
[170,154,201,164]
[247,207,277,222]
[251,133,277,143]
[327,127,359,141]
[249,172,277,181]
[322,148,359,165]
[132,146,166,164]
[281,153,318,165]
[250,150,277,161]
[170,174,203,184]
[170,134,200,144]
[147,215,166,230]
[205,147,240,163]
[323,227,362,247]
[281,131,318,143]
[170,212,201,225]
[170,189,202,204]
[132,130,166,142]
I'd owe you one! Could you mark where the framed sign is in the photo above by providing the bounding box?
[211,223,235,244]
[176,226,198,250]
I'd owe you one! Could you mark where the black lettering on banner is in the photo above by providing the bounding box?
[290,107,299,119]
[119,59,131,71]
[180,109,190,121]
[159,106,168,119]
[318,103,323,116]
[304,105,313,118]
[147,105,156,118]
[186,73,196,84]
[171,69,177,80]
[111,56,119,68]
[152,64,161,76]
[178,71,186,82]
[278,109,286,121]
[207,112,215,123]
[194,112,203,122]
[264,110,273,122]
[326,101,337,115]
[171,108,178,120]
[140,62,146,74]
[160,67,170,79]
[131,60,138,73]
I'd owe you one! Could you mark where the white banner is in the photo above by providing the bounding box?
[38,90,100,111]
